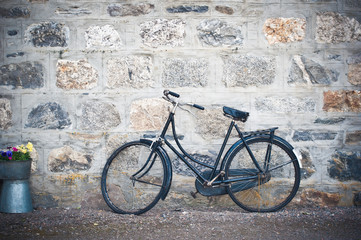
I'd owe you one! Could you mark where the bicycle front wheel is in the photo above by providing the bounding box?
[225,136,300,212]
[101,141,166,215]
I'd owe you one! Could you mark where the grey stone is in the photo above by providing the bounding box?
[299,150,316,179]
[80,101,121,131]
[288,55,339,85]
[316,12,361,43]
[7,30,18,36]
[222,55,276,87]
[0,98,12,130]
[25,22,69,47]
[255,97,316,113]
[107,56,153,88]
[345,0,361,8]
[162,58,208,87]
[0,7,30,18]
[6,52,25,58]
[314,117,346,125]
[354,192,361,206]
[292,131,337,142]
[25,102,71,129]
[108,3,154,17]
[346,130,361,145]
[173,153,215,176]
[166,5,208,13]
[197,19,243,47]
[140,19,186,48]
[56,59,98,90]
[0,62,44,89]
[55,6,92,16]
[48,146,92,172]
[328,151,361,181]
[85,25,122,49]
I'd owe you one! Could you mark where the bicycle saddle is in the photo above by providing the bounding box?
[223,106,249,122]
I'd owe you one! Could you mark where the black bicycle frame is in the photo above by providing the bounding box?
[153,110,268,186]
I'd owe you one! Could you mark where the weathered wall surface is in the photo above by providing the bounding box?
[0,0,360,210]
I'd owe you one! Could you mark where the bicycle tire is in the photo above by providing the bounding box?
[101,141,166,215]
[225,136,300,212]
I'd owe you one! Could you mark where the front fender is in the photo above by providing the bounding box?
[140,139,172,200]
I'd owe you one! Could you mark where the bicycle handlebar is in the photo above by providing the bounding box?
[163,90,205,111]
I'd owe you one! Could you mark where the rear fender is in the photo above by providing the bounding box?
[140,139,172,200]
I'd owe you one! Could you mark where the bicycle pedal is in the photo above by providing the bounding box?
[190,191,198,199]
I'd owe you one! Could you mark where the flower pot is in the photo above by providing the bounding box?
[0,159,33,213]
[0,159,32,180]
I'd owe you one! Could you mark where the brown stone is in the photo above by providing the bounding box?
[215,6,234,15]
[300,189,341,207]
[263,18,306,45]
[48,146,92,172]
[348,63,361,86]
[323,90,361,112]
[56,59,98,90]
[130,98,170,131]
[346,131,361,145]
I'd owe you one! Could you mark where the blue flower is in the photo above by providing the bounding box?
[6,151,12,157]
[1,151,6,157]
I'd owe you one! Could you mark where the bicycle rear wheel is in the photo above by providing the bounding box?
[225,136,300,212]
[101,141,166,215]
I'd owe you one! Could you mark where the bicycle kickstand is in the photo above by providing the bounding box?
[190,190,199,199]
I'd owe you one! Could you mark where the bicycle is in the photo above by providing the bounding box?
[101,90,301,215]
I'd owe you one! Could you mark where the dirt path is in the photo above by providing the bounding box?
[1,207,360,240]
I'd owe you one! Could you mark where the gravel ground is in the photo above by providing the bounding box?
[1,206,360,240]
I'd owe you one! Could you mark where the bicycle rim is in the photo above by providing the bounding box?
[225,137,300,212]
[101,141,166,215]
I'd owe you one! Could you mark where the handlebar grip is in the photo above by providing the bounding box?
[164,90,180,98]
[193,104,205,110]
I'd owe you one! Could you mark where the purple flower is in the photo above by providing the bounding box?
[6,151,12,160]
[1,151,6,157]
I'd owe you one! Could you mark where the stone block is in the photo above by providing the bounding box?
[108,3,154,17]
[328,151,361,181]
[107,56,153,88]
[166,5,208,13]
[0,62,44,89]
[0,98,12,130]
[314,117,345,125]
[130,98,169,131]
[196,108,231,139]
[346,130,361,145]
[48,146,92,172]
[56,59,98,90]
[222,55,275,87]
[292,131,337,142]
[0,7,30,18]
[55,6,92,16]
[288,55,338,85]
[25,22,69,47]
[263,18,306,45]
[140,19,185,48]
[299,149,316,179]
[300,189,341,207]
[173,152,216,176]
[197,19,243,47]
[85,25,122,49]
[162,58,208,87]
[348,63,361,86]
[255,97,316,113]
[323,90,361,112]
[316,12,361,43]
[215,6,234,15]
[80,101,121,131]
[25,102,71,129]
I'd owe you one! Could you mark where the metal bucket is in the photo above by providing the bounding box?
[0,179,33,213]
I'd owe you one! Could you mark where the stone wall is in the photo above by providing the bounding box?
[0,0,360,210]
